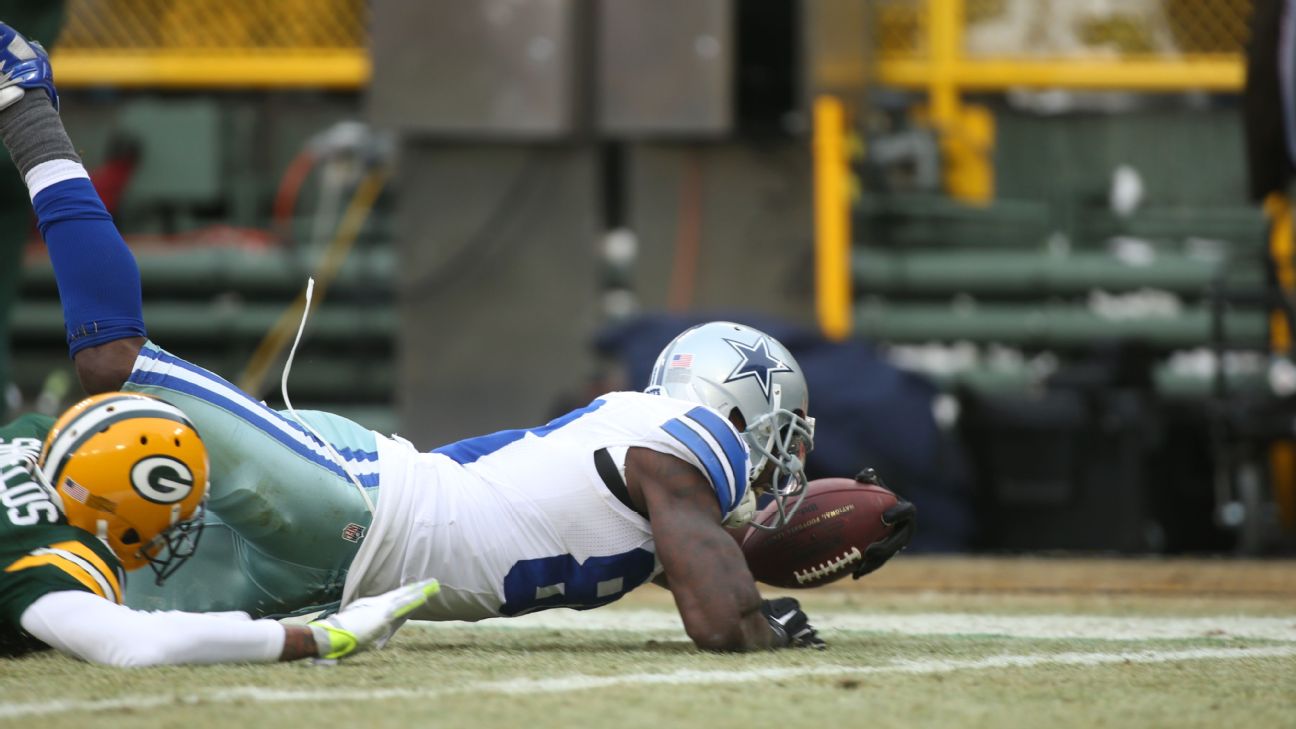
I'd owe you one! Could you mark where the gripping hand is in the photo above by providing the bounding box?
[761,597,827,650]
[851,468,916,579]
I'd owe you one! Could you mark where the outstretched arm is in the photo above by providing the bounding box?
[0,27,143,392]
[21,590,297,666]
[19,579,439,667]
[627,447,780,652]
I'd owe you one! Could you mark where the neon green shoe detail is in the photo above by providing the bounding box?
[307,578,440,660]
[310,622,359,660]
[394,580,440,619]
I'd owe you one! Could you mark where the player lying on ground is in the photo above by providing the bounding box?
[0,392,437,666]
[0,23,914,651]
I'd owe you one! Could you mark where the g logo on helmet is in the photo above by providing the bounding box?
[129,456,195,504]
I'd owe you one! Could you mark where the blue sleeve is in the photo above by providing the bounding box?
[660,406,750,515]
[32,177,147,356]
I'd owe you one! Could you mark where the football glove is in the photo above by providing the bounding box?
[761,597,827,650]
[851,468,917,579]
[0,23,58,111]
[308,578,439,660]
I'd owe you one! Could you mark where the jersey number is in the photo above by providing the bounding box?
[1,480,59,526]
[500,548,656,616]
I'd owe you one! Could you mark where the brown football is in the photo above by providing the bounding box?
[740,477,898,588]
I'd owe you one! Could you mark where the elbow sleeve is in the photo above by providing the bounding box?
[20,590,283,666]
[28,167,147,356]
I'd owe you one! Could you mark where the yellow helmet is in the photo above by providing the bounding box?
[39,392,209,583]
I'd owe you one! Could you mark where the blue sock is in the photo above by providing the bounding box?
[33,176,147,356]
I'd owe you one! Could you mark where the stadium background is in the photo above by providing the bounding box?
[3,3,1296,726]
[4,0,1294,558]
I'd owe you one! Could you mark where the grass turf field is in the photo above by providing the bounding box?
[1,557,1293,729]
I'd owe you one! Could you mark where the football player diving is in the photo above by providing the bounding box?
[0,391,438,665]
[0,23,915,653]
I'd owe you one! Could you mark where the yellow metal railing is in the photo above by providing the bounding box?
[876,0,1250,61]
[814,0,1254,339]
[814,96,853,341]
[870,0,1250,203]
[875,0,1248,92]
[51,0,369,88]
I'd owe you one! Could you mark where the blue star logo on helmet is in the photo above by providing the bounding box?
[723,337,794,402]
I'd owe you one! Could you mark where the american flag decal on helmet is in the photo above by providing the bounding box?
[62,477,89,503]
[341,522,366,543]
[670,353,694,368]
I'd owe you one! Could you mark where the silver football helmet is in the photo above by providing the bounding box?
[647,321,815,530]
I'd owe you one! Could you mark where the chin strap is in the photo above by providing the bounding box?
[24,451,66,514]
[722,488,757,528]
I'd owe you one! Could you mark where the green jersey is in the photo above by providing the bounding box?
[0,413,124,656]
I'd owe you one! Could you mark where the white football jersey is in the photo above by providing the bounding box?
[341,391,751,621]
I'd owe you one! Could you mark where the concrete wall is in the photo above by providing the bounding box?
[624,142,815,318]
[393,144,602,446]
[373,0,818,446]
[391,139,815,447]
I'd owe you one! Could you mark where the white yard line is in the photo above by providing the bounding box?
[1,645,1293,719]
[445,609,1296,643]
